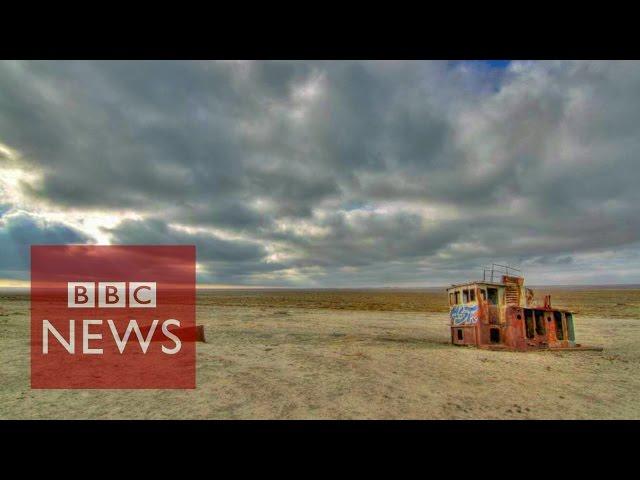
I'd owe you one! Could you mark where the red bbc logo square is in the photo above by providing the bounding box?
[31,245,196,389]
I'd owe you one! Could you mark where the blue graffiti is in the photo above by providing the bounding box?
[450,304,479,325]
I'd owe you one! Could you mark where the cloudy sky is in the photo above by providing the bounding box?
[1,60,639,287]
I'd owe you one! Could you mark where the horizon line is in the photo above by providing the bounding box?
[2,280,640,290]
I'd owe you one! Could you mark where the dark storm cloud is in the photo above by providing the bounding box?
[167,200,272,230]
[0,212,91,279]
[530,255,574,266]
[2,60,640,285]
[103,218,267,262]
[103,218,285,284]
[265,210,461,267]
[0,61,454,213]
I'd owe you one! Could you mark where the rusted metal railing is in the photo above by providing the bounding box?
[482,263,522,283]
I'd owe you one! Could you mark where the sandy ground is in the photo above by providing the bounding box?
[1,290,639,419]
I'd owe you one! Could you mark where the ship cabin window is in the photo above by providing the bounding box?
[449,293,455,305]
[487,287,498,305]
[553,311,564,340]
[534,310,546,335]
[463,289,469,303]
[524,309,535,339]
[479,289,487,301]
[454,291,460,305]
[469,289,476,302]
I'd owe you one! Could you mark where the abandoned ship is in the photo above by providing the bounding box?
[446,264,598,351]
